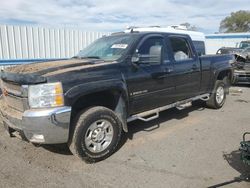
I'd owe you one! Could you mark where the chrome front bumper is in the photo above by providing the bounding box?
[0,100,71,144]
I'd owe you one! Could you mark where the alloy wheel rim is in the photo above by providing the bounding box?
[216,86,225,104]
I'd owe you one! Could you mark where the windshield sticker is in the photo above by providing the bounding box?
[111,44,128,49]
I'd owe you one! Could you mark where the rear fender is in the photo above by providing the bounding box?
[213,68,233,94]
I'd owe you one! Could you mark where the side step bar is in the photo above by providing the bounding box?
[127,93,210,123]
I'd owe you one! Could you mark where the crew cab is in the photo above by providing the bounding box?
[0,31,234,162]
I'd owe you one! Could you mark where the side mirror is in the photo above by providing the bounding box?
[131,54,152,65]
[131,53,140,63]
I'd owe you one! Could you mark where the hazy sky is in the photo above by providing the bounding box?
[0,0,249,33]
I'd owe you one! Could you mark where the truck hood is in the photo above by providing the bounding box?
[0,58,115,84]
[234,61,250,72]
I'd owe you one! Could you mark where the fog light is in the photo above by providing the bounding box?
[30,134,45,143]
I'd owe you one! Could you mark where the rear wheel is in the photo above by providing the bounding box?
[206,80,226,109]
[68,106,123,163]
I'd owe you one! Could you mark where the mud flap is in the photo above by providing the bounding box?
[114,96,128,132]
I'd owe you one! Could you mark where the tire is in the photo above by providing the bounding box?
[206,80,226,109]
[68,106,123,163]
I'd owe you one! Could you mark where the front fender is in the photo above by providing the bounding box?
[64,78,129,109]
[64,78,129,132]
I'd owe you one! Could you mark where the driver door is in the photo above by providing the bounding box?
[126,34,175,114]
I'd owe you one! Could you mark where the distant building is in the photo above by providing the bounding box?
[205,33,250,54]
[0,25,109,60]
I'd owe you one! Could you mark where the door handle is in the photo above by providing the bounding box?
[165,68,173,73]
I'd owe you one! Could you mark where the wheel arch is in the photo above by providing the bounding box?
[213,68,233,94]
[66,83,129,133]
[216,69,233,81]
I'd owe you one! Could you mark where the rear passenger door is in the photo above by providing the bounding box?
[168,35,201,100]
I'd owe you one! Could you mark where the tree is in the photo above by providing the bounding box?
[219,10,250,33]
[180,23,197,31]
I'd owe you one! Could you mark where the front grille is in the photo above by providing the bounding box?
[238,72,250,78]
[3,81,22,96]
[239,75,250,78]
[4,95,26,111]
[1,80,28,112]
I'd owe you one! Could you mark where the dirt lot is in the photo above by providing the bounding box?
[0,86,250,188]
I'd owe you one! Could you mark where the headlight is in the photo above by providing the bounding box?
[28,82,64,108]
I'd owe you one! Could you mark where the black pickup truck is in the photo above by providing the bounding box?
[0,31,234,162]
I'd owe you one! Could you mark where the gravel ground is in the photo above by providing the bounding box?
[0,86,250,188]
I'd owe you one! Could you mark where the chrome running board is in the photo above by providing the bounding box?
[127,93,210,122]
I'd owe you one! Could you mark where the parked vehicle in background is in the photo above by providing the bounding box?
[216,40,250,58]
[0,30,233,162]
[216,47,250,84]
[241,47,250,61]
[238,40,250,49]
[216,47,243,55]
[233,61,250,84]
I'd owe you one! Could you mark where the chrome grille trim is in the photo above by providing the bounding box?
[1,79,29,112]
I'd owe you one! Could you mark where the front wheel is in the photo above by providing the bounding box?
[68,106,123,163]
[206,80,226,109]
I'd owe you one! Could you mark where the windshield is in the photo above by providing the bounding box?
[76,35,136,61]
